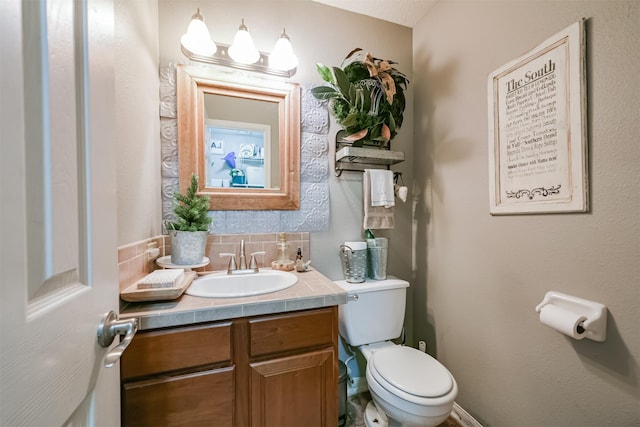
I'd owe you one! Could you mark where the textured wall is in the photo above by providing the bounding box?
[412,1,640,425]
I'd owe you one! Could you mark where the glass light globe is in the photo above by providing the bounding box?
[269,29,298,71]
[180,9,216,56]
[228,19,260,64]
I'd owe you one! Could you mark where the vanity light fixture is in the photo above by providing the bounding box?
[180,10,298,78]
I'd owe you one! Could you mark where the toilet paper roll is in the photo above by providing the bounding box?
[539,305,587,339]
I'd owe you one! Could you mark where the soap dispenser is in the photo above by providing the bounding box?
[272,232,294,271]
[276,232,290,262]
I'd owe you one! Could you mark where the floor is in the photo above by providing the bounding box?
[345,391,460,427]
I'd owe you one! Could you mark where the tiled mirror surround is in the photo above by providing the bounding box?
[160,63,330,233]
[118,232,310,292]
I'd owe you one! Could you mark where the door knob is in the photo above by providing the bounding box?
[97,310,138,368]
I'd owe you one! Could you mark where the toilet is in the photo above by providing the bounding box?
[335,278,458,427]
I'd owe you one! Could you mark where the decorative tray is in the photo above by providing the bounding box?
[120,271,197,302]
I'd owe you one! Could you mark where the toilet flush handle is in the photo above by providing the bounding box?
[347,294,358,302]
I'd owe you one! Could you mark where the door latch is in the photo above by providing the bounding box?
[97,310,138,368]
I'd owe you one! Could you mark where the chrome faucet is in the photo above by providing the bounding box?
[219,240,265,275]
[238,240,248,270]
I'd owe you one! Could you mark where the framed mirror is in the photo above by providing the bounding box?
[177,64,300,210]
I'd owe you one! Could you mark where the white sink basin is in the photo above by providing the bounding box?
[186,269,298,298]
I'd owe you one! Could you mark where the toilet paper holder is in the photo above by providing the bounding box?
[535,291,608,342]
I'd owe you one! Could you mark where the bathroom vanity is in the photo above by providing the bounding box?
[119,269,346,427]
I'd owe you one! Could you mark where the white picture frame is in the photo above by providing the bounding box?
[488,19,588,215]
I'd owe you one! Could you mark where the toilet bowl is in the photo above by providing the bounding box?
[362,344,457,427]
[334,279,458,427]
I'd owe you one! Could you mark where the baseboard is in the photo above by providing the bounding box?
[346,376,368,397]
[451,402,483,427]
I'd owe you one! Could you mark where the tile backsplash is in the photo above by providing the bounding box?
[118,232,310,292]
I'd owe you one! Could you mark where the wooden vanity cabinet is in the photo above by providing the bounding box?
[120,306,339,427]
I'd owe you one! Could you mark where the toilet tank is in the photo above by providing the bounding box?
[334,278,409,347]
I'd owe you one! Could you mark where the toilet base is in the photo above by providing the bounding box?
[364,401,389,427]
[364,397,451,427]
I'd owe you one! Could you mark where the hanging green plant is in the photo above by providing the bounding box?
[311,48,409,148]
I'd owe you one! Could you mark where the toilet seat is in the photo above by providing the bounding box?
[368,346,454,404]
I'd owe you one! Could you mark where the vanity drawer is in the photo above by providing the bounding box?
[122,367,235,426]
[248,307,336,358]
[121,322,232,381]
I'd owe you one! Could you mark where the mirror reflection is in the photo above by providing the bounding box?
[203,94,279,189]
[177,64,300,210]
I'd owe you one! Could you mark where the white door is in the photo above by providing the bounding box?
[0,0,124,425]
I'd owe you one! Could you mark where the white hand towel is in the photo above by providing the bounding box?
[363,170,395,230]
[368,169,395,208]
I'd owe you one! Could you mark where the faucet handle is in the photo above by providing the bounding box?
[249,251,266,270]
[219,253,237,272]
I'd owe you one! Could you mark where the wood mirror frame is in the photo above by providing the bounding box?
[177,64,300,210]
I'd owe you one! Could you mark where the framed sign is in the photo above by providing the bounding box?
[488,19,588,214]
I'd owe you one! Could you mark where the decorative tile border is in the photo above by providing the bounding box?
[160,62,330,233]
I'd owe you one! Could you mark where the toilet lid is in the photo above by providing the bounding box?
[370,346,453,398]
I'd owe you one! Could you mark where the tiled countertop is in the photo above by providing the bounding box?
[120,269,347,330]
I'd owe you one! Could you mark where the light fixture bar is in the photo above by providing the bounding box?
[181,43,296,78]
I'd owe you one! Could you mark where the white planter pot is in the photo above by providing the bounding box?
[170,230,208,265]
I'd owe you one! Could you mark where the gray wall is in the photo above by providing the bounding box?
[412,1,640,425]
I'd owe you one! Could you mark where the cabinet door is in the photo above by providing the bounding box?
[122,367,234,427]
[250,349,337,427]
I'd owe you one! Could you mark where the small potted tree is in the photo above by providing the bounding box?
[166,174,211,265]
